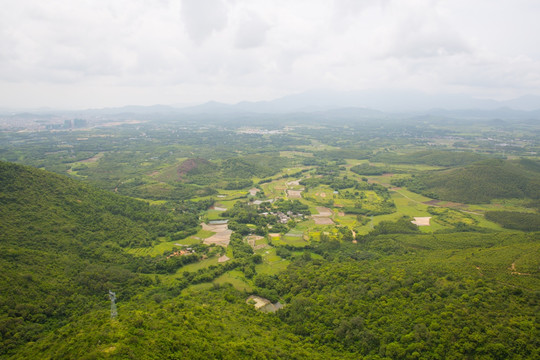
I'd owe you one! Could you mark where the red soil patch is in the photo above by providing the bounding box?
[178,159,199,179]
[177,158,211,180]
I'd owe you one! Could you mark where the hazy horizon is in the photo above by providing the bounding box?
[1,0,540,109]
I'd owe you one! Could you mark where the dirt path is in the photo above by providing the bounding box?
[509,262,531,276]
[286,180,301,186]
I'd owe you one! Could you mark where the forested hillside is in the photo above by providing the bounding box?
[371,150,491,167]
[0,161,199,356]
[1,161,538,359]
[400,159,540,203]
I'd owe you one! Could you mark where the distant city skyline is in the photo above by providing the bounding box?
[1,0,540,109]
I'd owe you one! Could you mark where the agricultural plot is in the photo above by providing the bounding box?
[202,223,232,246]
[302,185,336,205]
[180,256,220,273]
[260,178,289,198]
[427,206,476,226]
[126,235,203,257]
[205,209,225,221]
[255,248,291,275]
[214,271,252,291]
[287,189,303,198]
[279,233,310,247]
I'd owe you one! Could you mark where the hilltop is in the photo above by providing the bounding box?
[403,159,540,203]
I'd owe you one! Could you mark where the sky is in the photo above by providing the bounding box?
[0,0,539,109]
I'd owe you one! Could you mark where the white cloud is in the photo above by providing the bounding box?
[0,0,539,108]
[181,0,229,43]
[234,11,270,49]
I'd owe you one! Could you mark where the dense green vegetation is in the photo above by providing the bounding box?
[485,211,540,231]
[271,233,539,359]
[350,163,397,176]
[372,150,491,167]
[395,159,540,203]
[0,115,538,359]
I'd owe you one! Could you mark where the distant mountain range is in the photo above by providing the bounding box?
[176,90,540,114]
[2,90,540,120]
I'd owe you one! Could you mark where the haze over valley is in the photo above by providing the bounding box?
[0,1,539,359]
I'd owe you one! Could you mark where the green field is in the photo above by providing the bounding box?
[213,270,252,291]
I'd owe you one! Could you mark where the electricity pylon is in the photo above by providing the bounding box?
[109,290,117,319]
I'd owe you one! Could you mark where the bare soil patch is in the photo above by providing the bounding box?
[287,190,303,198]
[424,200,441,206]
[411,217,431,226]
[315,207,333,217]
[218,255,230,263]
[314,217,334,225]
[201,223,232,247]
[247,295,271,309]
[509,262,531,276]
[210,205,227,211]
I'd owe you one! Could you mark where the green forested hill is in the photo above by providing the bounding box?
[405,159,540,203]
[1,161,539,359]
[371,150,491,167]
[0,161,198,356]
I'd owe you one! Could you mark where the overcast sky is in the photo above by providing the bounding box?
[1,0,539,109]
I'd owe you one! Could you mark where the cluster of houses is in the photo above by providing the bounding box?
[166,247,194,259]
[260,210,305,224]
